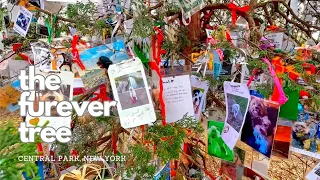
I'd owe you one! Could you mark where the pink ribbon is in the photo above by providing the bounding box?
[262,58,288,105]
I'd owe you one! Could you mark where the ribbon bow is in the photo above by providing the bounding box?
[90,84,112,102]
[266,25,280,32]
[71,35,86,70]
[260,37,275,50]
[227,2,250,26]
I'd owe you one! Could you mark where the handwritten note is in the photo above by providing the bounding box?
[163,75,195,123]
[265,32,284,49]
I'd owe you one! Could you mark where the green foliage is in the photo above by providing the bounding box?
[256,83,274,98]
[124,144,156,179]
[0,123,39,180]
[162,26,191,55]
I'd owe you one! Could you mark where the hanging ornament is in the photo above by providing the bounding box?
[45,14,56,44]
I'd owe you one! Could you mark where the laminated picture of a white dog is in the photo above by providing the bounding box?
[192,87,205,115]
[33,82,71,117]
[226,93,249,132]
[115,71,149,110]
[241,96,279,158]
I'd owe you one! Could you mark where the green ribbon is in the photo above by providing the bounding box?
[134,44,150,70]
[46,14,56,44]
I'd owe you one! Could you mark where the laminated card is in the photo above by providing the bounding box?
[221,81,250,149]
[108,58,156,128]
[163,75,195,123]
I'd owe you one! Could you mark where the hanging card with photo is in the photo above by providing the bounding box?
[162,75,195,123]
[108,58,156,128]
[80,38,129,70]
[221,82,250,149]
[306,161,320,180]
[265,32,284,50]
[26,69,74,130]
[55,50,86,78]
[208,120,234,162]
[190,75,209,121]
[80,69,107,90]
[290,111,320,159]
[272,119,292,159]
[13,6,33,37]
[241,96,280,158]
[31,43,55,71]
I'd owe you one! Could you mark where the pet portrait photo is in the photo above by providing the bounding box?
[208,120,234,162]
[241,96,279,157]
[226,93,249,132]
[115,71,149,110]
[192,87,205,115]
[81,69,107,89]
[291,107,320,158]
[34,82,71,117]
[13,6,32,37]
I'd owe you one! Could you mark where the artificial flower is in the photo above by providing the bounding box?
[216,49,224,61]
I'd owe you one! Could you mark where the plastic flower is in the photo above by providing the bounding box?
[206,37,217,45]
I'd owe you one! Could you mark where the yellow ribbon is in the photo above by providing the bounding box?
[191,51,213,70]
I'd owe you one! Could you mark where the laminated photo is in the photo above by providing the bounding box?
[26,70,74,130]
[55,50,86,78]
[208,120,234,162]
[241,96,279,158]
[290,110,320,159]
[162,75,195,123]
[13,6,33,37]
[108,58,156,128]
[31,45,55,71]
[80,38,129,70]
[221,82,250,149]
[190,75,209,121]
[80,69,107,90]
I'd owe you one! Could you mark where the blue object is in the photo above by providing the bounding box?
[37,161,44,180]
[213,50,221,79]
[154,162,170,180]
[250,90,264,98]
[22,172,32,180]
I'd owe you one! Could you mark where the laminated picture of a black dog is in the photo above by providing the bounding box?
[226,93,249,132]
[241,96,279,157]
[33,82,71,116]
[16,12,30,31]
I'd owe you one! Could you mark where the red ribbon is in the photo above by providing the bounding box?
[112,130,117,154]
[227,2,250,26]
[266,25,280,32]
[90,84,112,102]
[150,26,167,126]
[37,143,44,157]
[72,35,86,70]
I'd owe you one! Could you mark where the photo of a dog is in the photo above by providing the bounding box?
[241,96,279,157]
[115,71,149,110]
[16,12,30,31]
[33,83,71,116]
[226,93,249,132]
[192,88,204,115]
[291,103,320,157]
[208,120,234,162]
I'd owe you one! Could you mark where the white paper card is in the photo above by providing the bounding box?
[306,162,320,180]
[190,75,209,121]
[163,75,195,123]
[265,32,284,50]
[32,46,55,71]
[108,58,156,128]
[221,81,250,149]
[26,70,74,130]
[13,6,33,37]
